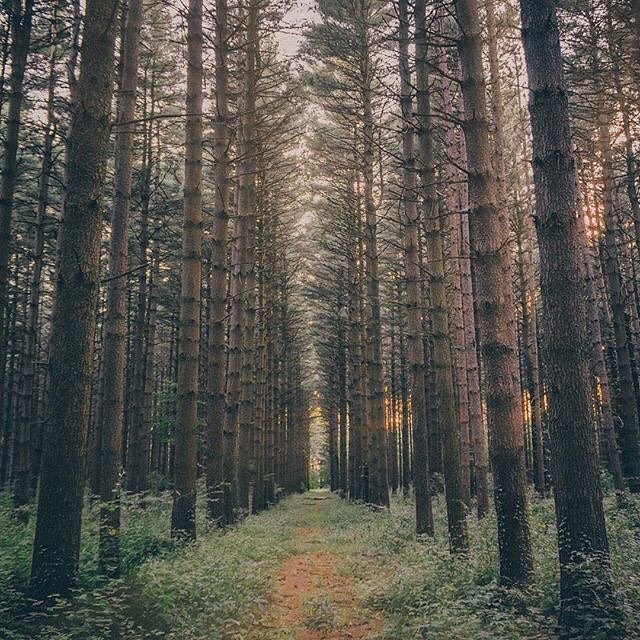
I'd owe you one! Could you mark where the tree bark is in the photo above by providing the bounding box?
[416,0,467,548]
[519,0,623,630]
[97,0,144,575]
[453,0,533,584]
[171,0,203,541]
[205,0,230,525]
[598,113,640,493]
[13,2,58,511]
[399,0,434,536]
[0,0,34,466]
[30,0,119,600]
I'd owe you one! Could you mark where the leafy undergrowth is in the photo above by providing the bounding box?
[320,492,640,640]
[0,490,303,639]
[2,488,640,639]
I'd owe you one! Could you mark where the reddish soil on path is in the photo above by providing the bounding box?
[257,526,385,639]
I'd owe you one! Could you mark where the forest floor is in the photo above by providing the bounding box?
[2,487,640,639]
[252,492,386,639]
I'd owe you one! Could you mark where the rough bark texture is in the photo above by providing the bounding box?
[519,0,623,631]
[236,0,258,514]
[399,0,433,536]
[453,0,533,584]
[30,0,119,600]
[416,0,467,550]
[171,0,203,541]
[206,0,230,525]
[98,0,144,575]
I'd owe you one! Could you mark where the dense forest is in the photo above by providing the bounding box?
[1,0,640,638]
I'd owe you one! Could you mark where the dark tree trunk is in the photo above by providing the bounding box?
[30,0,119,600]
[205,0,230,525]
[453,0,533,584]
[0,0,34,459]
[519,0,623,631]
[98,0,144,576]
[14,3,57,511]
[171,0,203,541]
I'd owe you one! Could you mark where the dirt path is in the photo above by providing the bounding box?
[255,494,385,639]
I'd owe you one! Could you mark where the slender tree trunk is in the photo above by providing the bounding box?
[98,0,143,575]
[338,323,348,496]
[362,44,389,509]
[235,0,258,515]
[416,0,466,548]
[205,0,230,525]
[0,0,34,460]
[576,195,625,492]
[453,0,533,584]
[439,36,488,518]
[328,399,339,492]
[347,247,364,500]
[171,0,203,541]
[126,80,154,494]
[598,113,640,493]
[399,0,434,535]
[13,4,58,511]
[519,0,623,630]
[30,0,119,600]
[398,315,411,496]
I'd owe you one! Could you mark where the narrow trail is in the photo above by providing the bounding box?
[254,492,386,639]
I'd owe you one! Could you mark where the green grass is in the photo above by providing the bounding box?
[1,487,640,639]
[302,594,337,630]
[316,492,640,639]
[0,489,303,639]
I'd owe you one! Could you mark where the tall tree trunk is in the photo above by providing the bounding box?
[30,0,119,600]
[438,33,488,518]
[98,0,143,575]
[453,0,533,584]
[171,0,203,541]
[415,0,466,548]
[519,0,623,630]
[13,3,58,511]
[399,0,433,534]
[235,0,258,515]
[338,322,348,496]
[576,194,625,492]
[0,0,34,464]
[362,35,389,509]
[347,244,365,500]
[126,78,154,494]
[598,114,640,493]
[205,0,230,525]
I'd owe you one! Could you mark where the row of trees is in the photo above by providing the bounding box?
[0,0,311,600]
[309,0,640,632]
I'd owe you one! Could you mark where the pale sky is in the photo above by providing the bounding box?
[277,0,316,58]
